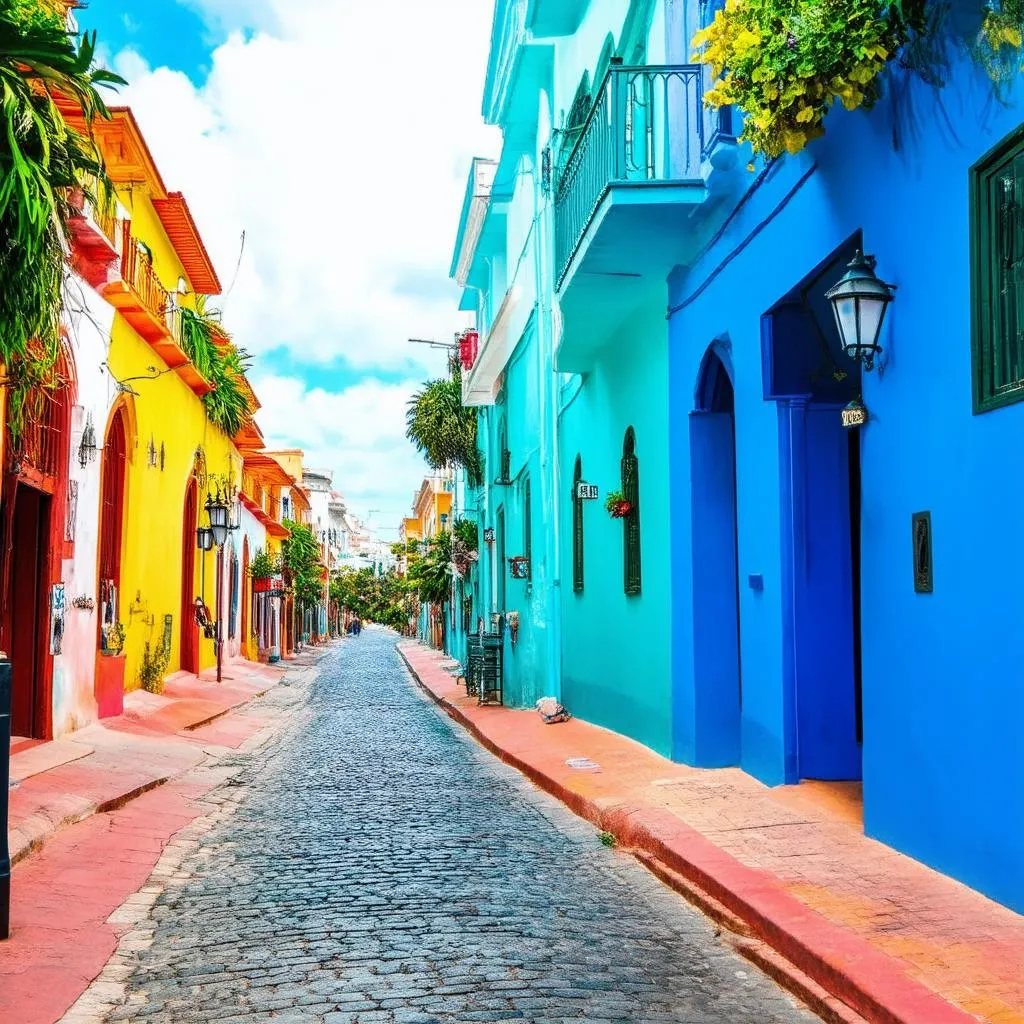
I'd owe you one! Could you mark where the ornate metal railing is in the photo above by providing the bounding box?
[120,222,183,345]
[554,64,708,287]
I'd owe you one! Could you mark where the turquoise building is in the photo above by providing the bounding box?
[449,0,1024,912]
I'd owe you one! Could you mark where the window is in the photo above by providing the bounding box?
[496,505,506,612]
[523,477,532,583]
[971,127,1024,412]
[228,548,239,639]
[497,419,511,483]
[572,455,584,593]
[622,428,641,596]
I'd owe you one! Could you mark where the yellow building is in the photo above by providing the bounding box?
[412,473,454,540]
[90,108,244,686]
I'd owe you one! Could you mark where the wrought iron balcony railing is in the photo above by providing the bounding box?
[554,64,713,287]
[120,222,183,345]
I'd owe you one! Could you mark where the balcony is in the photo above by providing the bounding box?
[101,224,200,381]
[462,284,531,406]
[66,184,121,288]
[554,63,739,370]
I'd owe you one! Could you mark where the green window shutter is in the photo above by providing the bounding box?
[972,129,1024,412]
[572,456,584,593]
[622,428,642,596]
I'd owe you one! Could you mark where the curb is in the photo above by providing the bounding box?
[9,666,292,871]
[397,643,978,1024]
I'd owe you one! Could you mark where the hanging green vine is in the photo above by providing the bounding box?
[179,299,255,438]
[0,2,123,447]
[282,519,324,610]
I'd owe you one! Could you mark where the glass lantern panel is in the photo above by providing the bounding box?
[857,294,887,351]
[833,296,860,356]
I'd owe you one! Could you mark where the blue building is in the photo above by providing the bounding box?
[449,0,1024,912]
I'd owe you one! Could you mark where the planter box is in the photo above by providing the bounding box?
[95,652,126,719]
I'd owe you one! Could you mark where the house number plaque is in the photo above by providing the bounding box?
[841,400,868,429]
[577,482,599,500]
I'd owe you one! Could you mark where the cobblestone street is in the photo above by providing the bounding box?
[82,631,816,1024]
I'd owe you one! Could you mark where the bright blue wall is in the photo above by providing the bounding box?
[668,59,1024,910]
[559,302,673,756]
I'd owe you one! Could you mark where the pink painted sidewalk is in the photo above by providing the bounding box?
[2,656,290,1024]
[7,656,283,866]
[399,640,1024,1024]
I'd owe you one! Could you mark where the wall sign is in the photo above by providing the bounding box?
[50,584,66,655]
[576,482,599,500]
[912,511,933,594]
[483,527,495,544]
[841,400,868,429]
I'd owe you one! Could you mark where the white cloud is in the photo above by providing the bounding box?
[111,1,499,526]
[251,374,432,535]
[113,3,499,372]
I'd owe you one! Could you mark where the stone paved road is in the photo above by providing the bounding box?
[100,630,817,1024]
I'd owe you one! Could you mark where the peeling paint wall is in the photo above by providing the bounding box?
[51,282,117,738]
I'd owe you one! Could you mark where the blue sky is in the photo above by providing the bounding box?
[84,0,497,533]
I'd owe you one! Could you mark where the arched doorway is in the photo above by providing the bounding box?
[2,348,74,739]
[180,478,199,673]
[684,346,741,766]
[98,405,128,647]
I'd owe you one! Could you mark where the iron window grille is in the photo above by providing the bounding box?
[622,427,642,596]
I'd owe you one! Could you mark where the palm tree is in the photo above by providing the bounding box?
[405,366,483,486]
[0,6,123,397]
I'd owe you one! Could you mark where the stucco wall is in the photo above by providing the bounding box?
[50,284,117,737]
[666,58,1024,910]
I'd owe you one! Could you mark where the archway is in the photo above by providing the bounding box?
[98,405,128,646]
[685,346,741,766]
[2,345,75,739]
[180,478,199,673]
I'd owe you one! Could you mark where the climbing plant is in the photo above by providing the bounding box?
[179,300,254,438]
[693,0,1024,161]
[0,3,123,444]
[282,519,323,610]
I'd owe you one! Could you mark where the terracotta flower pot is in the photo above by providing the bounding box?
[610,500,633,519]
[94,652,126,719]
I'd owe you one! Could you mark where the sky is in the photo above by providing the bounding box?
[79,0,499,538]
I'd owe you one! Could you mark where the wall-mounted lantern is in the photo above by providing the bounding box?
[205,495,230,547]
[825,249,895,372]
[196,526,214,552]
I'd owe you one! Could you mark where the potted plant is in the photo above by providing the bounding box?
[95,621,127,719]
[605,490,633,519]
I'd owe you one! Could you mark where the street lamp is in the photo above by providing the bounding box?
[825,249,895,372]
[196,485,239,683]
[206,494,230,547]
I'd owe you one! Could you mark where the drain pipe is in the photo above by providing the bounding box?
[533,151,563,703]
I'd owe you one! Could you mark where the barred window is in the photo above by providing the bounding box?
[622,428,641,596]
